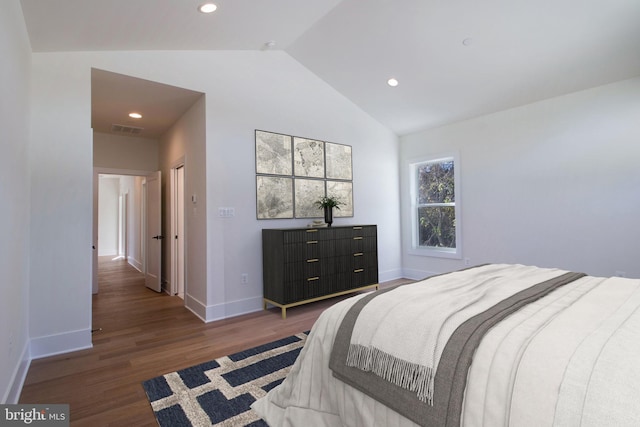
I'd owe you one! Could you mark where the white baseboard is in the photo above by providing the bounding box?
[189,276,434,325]
[127,256,143,272]
[4,329,93,403]
[379,268,404,283]
[184,294,263,323]
[184,293,207,322]
[401,268,438,281]
[205,296,263,322]
[30,328,93,360]
[184,295,267,323]
[161,277,174,295]
[3,342,31,404]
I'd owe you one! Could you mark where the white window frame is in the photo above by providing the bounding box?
[408,152,462,259]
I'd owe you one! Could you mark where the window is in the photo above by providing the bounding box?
[409,153,461,258]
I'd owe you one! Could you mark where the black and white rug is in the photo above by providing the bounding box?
[142,332,308,426]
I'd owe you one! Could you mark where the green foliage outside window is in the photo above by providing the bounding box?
[417,160,456,248]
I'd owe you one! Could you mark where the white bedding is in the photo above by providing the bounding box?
[344,264,570,405]
[252,268,640,427]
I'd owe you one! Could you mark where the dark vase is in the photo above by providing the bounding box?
[324,206,333,227]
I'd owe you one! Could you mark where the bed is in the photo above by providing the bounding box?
[252,264,640,427]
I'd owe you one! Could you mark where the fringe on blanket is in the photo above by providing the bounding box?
[346,344,435,405]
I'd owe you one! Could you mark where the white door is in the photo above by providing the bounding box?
[145,171,162,292]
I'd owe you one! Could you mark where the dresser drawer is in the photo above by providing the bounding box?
[350,267,378,287]
[304,275,332,300]
[282,228,331,244]
[284,258,323,280]
[283,275,332,303]
[351,251,377,270]
[283,241,324,263]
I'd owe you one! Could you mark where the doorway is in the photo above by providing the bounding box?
[93,169,158,293]
[171,163,186,298]
[93,168,186,297]
[91,69,204,327]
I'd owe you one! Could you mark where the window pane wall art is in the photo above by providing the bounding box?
[326,142,352,180]
[327,181,353,217]
[256,130,292,176]
[294,137,324,178]
[256,176,293,219]
[255,130,353,220]
[295,179,326,218]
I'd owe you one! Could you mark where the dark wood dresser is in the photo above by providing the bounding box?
[262,225,379,318]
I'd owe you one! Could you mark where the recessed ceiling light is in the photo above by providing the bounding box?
[129,112,142,119]
[199,3,217,13]
[387,78,399,87]
[462,38,473,46]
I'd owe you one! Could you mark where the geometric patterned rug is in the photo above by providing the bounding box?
[142,332,308,427]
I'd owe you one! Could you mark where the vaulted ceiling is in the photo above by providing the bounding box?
[20,0,640,137]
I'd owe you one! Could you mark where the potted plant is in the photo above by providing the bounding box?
[315,196,341,227]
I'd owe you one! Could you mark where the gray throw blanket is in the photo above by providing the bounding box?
[329,266,585,427]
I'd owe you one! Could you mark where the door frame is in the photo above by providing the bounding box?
[92,167,154,294]
[118,192,128,260]
[170,158,186,298]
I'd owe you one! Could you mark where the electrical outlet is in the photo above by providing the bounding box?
[241,273,248,284]
[464,258,471,266]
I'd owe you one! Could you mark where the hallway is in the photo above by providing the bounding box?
[92,256,176,333]
[19,257,328,425]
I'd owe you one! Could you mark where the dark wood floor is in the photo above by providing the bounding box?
[19,257,409,426]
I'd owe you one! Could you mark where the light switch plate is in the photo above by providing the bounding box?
[218,207,235,217]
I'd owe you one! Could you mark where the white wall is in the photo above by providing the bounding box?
[97,176,119,256]
[93,132,159,171]
[159,95,206,307]
[0,0,31,403]
[28,49,401,355]
[196,52,402,320]
[400,77,640,279]
[29,53,94,358]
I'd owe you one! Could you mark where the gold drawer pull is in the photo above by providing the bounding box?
[353,253,364,257]
[307,276,320,282]
[354,269,364,273]
[353,236,363,240]
[307,258,319,263]
[306,229,318,233]
[353,226,363,230]
[307,240,318,244]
